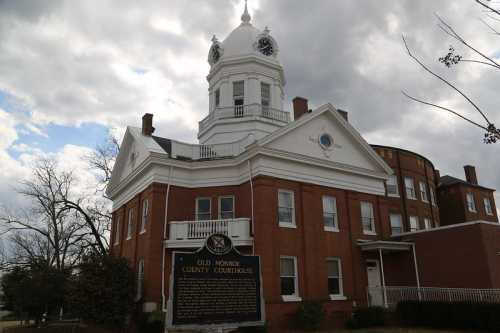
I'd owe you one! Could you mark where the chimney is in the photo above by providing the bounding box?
[293,97,309,120]
[142,113,155,136]
[337,109,348,122]
[464,165,478,185]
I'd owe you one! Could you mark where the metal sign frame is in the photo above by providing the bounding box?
[165,234,265,331]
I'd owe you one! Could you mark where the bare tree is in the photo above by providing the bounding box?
[86,132,119,194]
[402,0,500,143]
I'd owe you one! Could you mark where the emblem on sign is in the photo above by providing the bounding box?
[205,233,233,255]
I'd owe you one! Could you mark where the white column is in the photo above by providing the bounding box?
[378,248,388,308]
[220,78,230,108]
[247,75,260,112]
[411,243,421,288]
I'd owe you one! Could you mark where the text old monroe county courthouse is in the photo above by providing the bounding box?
[107,4,500,329]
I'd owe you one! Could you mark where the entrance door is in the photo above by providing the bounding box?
[366,260,383,306]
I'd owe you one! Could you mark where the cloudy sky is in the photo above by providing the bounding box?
[0,0,499,212]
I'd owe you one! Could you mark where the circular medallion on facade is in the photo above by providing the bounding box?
[205,233,233,255]
[319,133,334,150]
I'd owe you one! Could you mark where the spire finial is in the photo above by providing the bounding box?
[241,0,251,24]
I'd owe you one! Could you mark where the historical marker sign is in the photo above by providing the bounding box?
[166,234,265,330]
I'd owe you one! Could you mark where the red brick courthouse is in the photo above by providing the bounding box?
[107,4,500,329]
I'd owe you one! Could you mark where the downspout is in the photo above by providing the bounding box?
[248,160,255,255]
[162,165,173,312]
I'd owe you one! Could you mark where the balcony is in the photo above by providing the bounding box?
[199,104,291,134]
[170,138,246,160]
[165,218,253,248]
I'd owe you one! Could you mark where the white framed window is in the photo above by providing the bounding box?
[214,88,220,108]
[126,208,134,240]
[261,82,271,115]
[278,190,295,227]
[196,197,211,221]
[484,197,493,216]
[140,199,149,233]
[218,196,235,219]
[136,259,145,300]
[233,81,244,115]
[322,196,338,231]
[404,177,416,200]
[114,216,121,245]
[390,214,403,235]
[419,181,429,202]
[280,256,301,301]
[327,258,345,300]
[360,201,376,235]
[409,216,419,232]
[430,187,437,206]
[387,174,399,197]
[424,218,432,230]
[466,193,476,212]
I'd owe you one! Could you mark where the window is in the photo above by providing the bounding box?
[404,177,416,200]
[280,256,300,300]
[261,82,271,116]
[466,193,476,212]
[126,208,134,240]
[409,216,419,232]
[215,88,220,108]
[196,197,211,220]
[233,81,244,116]
[327,258,344,299]
[484,197,493,216]
[360,202,375,234]
[114,216,121,245]
[430,188,437,206]
[419,181,428,202]
[387,174,399,197]
[390,214,403,235]
[278,190,295,227]
[136,259,145,300]
[424,218,432,230]
[140,199,149,233]
[219,196,235,219]
[322,196,338,231]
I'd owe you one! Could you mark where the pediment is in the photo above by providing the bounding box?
[260,104,392,175]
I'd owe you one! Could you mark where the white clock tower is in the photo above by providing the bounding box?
[198,1,289,145]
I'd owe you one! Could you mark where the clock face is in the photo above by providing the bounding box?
[257,37,274,56]
[211,44,221,63]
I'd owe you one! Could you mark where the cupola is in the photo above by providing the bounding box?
[199,0,289,145]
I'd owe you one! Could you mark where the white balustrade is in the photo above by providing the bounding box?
[367,286,500,308]
[199,104,290,133]
[166,218,252,248]
[170,139,244,160]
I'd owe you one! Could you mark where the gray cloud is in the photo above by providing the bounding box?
[0,0,499,209]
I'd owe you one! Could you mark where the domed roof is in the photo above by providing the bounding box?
[208,2,280,66]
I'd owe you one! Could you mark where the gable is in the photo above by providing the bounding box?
[261,105,392,176]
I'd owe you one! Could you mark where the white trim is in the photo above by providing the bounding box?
[126,208,133,240]
[391,220,500,237]
[360,201,376,235]
[419,181,429,203]
[278,189,295,227]
[484,197,494,216]
[466,192,477,213]
[195,197,212,221]
[140,199,149,233]
[409,215,419,232]
[389,213,403,235]
[322,196,338,231]
[280,256,300,300]
[326,257,344,299]
[404,176,417,200]
[218,195,235,219]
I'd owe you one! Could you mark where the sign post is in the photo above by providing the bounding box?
[165,233,265,331]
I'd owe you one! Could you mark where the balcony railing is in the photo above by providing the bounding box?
[165,218,253,248]
[199,104,291,133]
[367,286,500,308]
[170,138,246,160]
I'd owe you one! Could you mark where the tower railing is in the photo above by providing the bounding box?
[199,103,290,133]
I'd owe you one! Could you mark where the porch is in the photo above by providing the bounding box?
[165,218,253,248]
[367,286,500,308]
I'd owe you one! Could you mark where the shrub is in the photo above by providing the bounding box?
[396,300,500,331]
[137,310,165,333]
[294,301,325,331]
[67,253,134,329]
[346,306,385,329]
